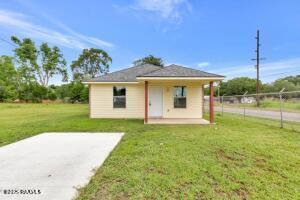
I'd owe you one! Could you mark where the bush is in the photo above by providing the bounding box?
[260,100,272,108]
[0,85,18,102]
[47,91,57,101]
[18,83,47,103]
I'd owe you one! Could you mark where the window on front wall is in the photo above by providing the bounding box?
[113,86,126,108]
[173,86,187,108]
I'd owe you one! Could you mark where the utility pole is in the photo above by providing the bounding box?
[252,30,265,107]
[256,30,260,107]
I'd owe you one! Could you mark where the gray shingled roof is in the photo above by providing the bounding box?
[85,64,224,82]
[85,64,162,82]
[138,64,224,77]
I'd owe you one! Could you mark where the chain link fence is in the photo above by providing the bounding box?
[204,90,300,128]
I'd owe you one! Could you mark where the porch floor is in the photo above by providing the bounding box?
[146,118,210,125]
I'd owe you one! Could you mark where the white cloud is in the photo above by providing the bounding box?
[0,9,114,49]
[132,0,191,22]
[197,62,211,68]
[46,19,114,48]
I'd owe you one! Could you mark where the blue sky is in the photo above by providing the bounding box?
[0,0,300,85]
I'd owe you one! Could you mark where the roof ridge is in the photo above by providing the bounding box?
[167,64,224,77]
[90,63,160,80]
[137,63,224,77]
[138,66,165,76]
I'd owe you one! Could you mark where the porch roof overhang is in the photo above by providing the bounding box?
[82,81,139,84]
[83,76,225,84]
[136,76,224,83]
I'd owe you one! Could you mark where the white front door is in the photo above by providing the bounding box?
[149,87,163,118]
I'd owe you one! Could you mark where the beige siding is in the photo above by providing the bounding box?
[89,81,203,119]
[90,84,144,118]
[149,82,203,118]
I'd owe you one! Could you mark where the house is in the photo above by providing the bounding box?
[83,64,224,124]
[241,96,256,104]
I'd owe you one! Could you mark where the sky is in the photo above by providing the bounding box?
[0,0,300,85]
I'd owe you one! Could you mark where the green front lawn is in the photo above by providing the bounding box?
[0,103,299,199]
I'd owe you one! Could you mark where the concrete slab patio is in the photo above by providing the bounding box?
[147,118,210,124]
[0,132,124,200]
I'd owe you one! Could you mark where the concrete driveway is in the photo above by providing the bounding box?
[0,132,124,200]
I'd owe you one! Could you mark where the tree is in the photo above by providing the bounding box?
[270,79,298,92]
[47,85,58,101]
[55,83,71,100]
[17,82,48,103]
[11,36,68,86]
[278,75,300,86]
[54,82,89,103]
[261,75,300,93]
[71,48,112,81]
[133,55,164,67]
[219,77,259,96]
[0,56,18,101]
[69,81,89,103]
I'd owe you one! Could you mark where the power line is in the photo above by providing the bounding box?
[0,37,18,48]
[260,69,300,78]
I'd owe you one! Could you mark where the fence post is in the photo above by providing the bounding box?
[221,95,224,116]
[243,91,248,120]
[279,88,285,128]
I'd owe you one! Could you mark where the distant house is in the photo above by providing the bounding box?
[83,64,224,124]
[241,97,256,104]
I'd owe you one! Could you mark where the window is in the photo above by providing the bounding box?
[113,86,126,108]
[173,86,187,108]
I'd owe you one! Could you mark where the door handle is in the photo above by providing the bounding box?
[149,101,151,106]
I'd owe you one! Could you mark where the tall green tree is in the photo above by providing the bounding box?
[71,48,112,81]
[278,75,300,86]
[11,36,68,86]
[133,55,164,67]
[0,56,18,101]
[219,77,259,95]
[263,79,299,92]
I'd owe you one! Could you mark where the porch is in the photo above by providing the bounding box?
[147,118,210,125]
[140,79,217,125]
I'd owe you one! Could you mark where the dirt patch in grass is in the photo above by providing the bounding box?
[253,157,288,179]
[216,149,246,169]
[254,157,266,167]
[234,187,248,200]
[205,169,249,199]
[204,171,229,198]
[216,149,236,161]
[115,193,130,200]
[93,186,110,200]
[92,177,132,200]
[227,178,249,199]
[146,166,166,175]
[195,191,205,200]
[229,176,248,200]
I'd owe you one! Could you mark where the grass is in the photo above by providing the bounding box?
[0,103,299,199]
[260,99,300,111]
